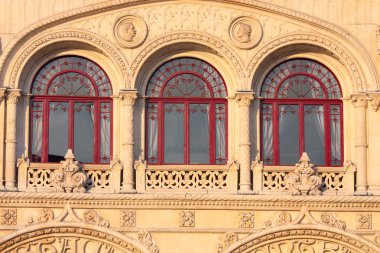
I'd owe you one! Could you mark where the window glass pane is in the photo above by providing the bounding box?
[48,72,95,96]
[31,102,43,162]
[215,104,226,164]
[277,75,325,99]
[162,74,210,98]
[279,105,299,165]
[304,105,325,165]
[164,104,184,164]
[100,102,111,164]
[74,103,94,163]
[262,104,273,165]
[147,103,159,163]
[189,104,210,164]
[330,105,342,165]
[49,102,69,162]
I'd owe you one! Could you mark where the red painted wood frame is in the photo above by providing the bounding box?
[30,56,113,164]
[260,58,343,166]
[145,57,228,165]
[260,99,343,166]
[30,96,113,164]
[146,98,227,165]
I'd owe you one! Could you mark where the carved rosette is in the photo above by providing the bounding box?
[180,211,195,227]
[0,208,17,225]
[239,211,254,228]
[287,152,322,195]
[51,149,87,193]
[264,211,292,228]
[229,16,262,49]
[114,15,147,48]
[121,210,136,227]
[357,213,372,229]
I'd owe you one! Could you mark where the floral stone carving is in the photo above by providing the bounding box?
[217,232,239,253]
[239,211,254,228]
[287,152,322,195]
[121,210,136,227]
[357,213,372,229]
[0,208,17,225]
[83,210,110,228]
[179,211,195,227]
[320,213,346,230]
[28,208,54,224]
[137,231,159,253]
[51,149,87,193]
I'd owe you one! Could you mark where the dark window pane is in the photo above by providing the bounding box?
[164,104,184,164]
[48,102,69,162]
[74,103,94,163]
[279,105,299,165]
[189,104,210,164]
[304,105,325,165]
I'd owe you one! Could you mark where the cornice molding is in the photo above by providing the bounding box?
[1,193,380,210]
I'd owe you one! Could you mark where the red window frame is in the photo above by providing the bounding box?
[30,56,113,164]
[146,57,228,165]
[260,59,343,166]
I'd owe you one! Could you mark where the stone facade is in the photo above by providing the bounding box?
[0,1,380,252]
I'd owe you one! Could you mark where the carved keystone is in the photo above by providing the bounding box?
[287,152,322,195]
[51,149,87,193]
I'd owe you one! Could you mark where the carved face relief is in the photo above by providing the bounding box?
[114,15,147,48]
[229,16,262,49]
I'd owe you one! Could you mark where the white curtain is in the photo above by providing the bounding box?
[330,106,341,164]
[263,105,273,164]
[148,103,158,162]
[100,103,110,163]
[32,102,43,161]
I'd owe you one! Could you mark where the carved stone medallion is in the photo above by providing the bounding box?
[229,16,262,49]
[114,15,147,48]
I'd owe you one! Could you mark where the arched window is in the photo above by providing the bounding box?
[260,59,342,166]
[30,56,112,164]
[146,57,227,165]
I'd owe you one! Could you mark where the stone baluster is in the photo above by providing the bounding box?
[0,88,6,191]
[120,89,138,193]
[367,93,380,195]
[235,91,254,193]
[5,89,21,191]
[351,94,369,195]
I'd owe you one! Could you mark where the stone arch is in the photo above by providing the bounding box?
[224,225,380,253]
[2,29,128,94]
[131,32,244,95]
[0,223,151,253]
[249,33,374,95]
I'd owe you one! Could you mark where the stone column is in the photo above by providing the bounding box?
[367,93,380,195]
[5,89,21,191]
[351,94,369,195]
[119,89,138,193]
[0,88,6,191]
[235,91,254,193]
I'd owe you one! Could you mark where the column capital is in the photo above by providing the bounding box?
[235,90,254,107]
[6,89,22,104]
[119,89,138,106]
[367,92,380,112]
[350,93,370,108]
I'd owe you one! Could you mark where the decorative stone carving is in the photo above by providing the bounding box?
[0,208,17,225]
[357,213,372,229]
[83,210,110,228]
[287,152,322,195]
[264,211,292,228]
[114,15,147,48]
[374,233,380,246]
[351,93,370,108]
[229,16,262,49]
[51,149,87,193]
[368,93,380,112]
[216,232,239,253]
[121,210,136,227]
[28,208,54,225]
[320,213,346,230]
[179,211,195,227]
[0,88,6,105]
[235,92,254,107]
[137,231,159,253]
[239,211,254,228]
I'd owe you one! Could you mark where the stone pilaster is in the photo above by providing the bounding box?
[0,88,6,191]
[367,93,380,194]
[119,89,138,193]
[351,94,369,195]
[5,89,21,191]
[235,90,254,193]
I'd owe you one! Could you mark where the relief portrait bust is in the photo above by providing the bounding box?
[114,15,147,48]
[230,16,262,49]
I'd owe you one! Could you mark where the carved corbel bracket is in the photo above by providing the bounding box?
[287,152,322,195]
[119,89,138,106]
[51,149,87,193]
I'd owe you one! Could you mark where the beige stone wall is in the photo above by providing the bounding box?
[0,1,380,252]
